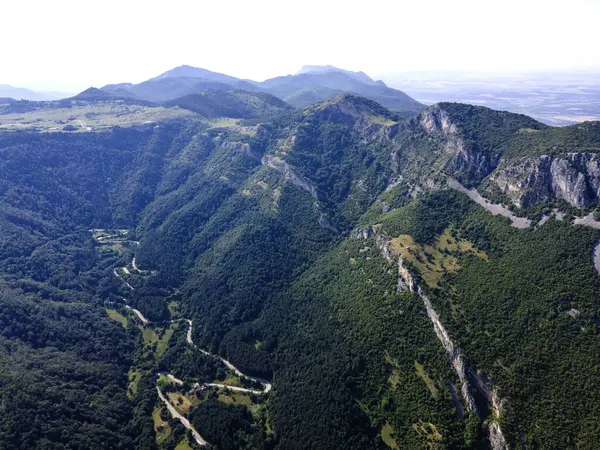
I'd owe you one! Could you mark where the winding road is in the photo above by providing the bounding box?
[113,266,271,446]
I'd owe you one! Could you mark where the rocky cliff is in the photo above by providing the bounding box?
[490,153,600,208]
[351,225,508,450]
[419,105,501,182]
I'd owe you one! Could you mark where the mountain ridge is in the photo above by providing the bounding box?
[1,90,600,449]
[94,64,424,115]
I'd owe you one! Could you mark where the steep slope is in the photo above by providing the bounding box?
[2,95,600,450]
[413,103,600,210]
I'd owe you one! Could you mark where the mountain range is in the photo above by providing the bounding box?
[0,65,600,450]
[99,64,424,115]
[0,84,73,101]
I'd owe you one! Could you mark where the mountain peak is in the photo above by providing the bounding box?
[152,65,241,84]
[307,93,400,124]
[71,87,114,100]
[297,65,382,86]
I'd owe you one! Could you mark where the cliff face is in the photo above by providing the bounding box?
[491,153,600,208]
[351,225,508,450]
[420,105,500,182]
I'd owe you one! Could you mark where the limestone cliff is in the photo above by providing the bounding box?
[490,153,600,208]
[419,105,500,182]
[351,226,508,450]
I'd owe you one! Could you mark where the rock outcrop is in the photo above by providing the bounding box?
[262,155,338,233]
[352,225,508,450]
[491,153,600,208]
[262,155,319,199]
[420,105,500,182]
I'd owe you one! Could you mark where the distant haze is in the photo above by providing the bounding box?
[2,0,600,92]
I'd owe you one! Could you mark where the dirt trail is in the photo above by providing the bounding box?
[448,179,531,229]
[113,269,272,446]
[125,305,148,325]
[113,269,135,290]
[156,386,208,446]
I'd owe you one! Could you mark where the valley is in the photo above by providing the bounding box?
[1,66,600,449]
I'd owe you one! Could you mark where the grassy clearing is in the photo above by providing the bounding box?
[412,420,442,448]
[385,351,401,389]
[414,361,438,397]
[156,326,176,358]
[381,423,399,449]
[143,327,159,344]
[219,373,245,388]
[0,103,196,133]
[105,308,127,327]
[218,391,253,407]
[157,373,174,386]
[174,438,193,450]
[167,392,194,414]
[152,406,172,443]
[389,228,487,288]
[167,301,180,319]
[127,367,141,399]
[208,117,238,128]
[142,323,178,358]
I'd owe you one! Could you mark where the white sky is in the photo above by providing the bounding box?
[2,0,600,92]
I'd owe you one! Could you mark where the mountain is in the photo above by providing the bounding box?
[1,93,600,450]
[164,89,293,119]
[99,65,423,116]
[259,70,424,114]
[0,84,72,100]
[297,64,382,85]
[152,64,243,85]
[102,76,259,103]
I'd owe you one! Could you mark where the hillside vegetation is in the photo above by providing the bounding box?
[0,95,600,449]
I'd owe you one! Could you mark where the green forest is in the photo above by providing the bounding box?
[1,97,600,449]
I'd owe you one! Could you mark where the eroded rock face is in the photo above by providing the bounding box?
[351,226,508,449]
[420,105,500,182]
[491,153,600,208]
[420,105,458,136]
[262,155,339,233]
[261,155,319,199]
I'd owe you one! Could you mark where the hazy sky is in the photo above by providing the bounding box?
[3,0,600,92]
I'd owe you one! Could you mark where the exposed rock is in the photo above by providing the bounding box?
[448,382,465,419]
[352,225,508,449]
[420,105,458,136]
[350,226,377,240]
[420,105,500,182]
[261,155,319,199]
[491,153,600,208]
[594,241,600,274]
[449,179,531,229]
[489,421,509,450]
[318,212,339,234]
[574,213,600,229]
[262,155,340,233]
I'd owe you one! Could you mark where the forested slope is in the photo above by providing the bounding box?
[1,98,600,449]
